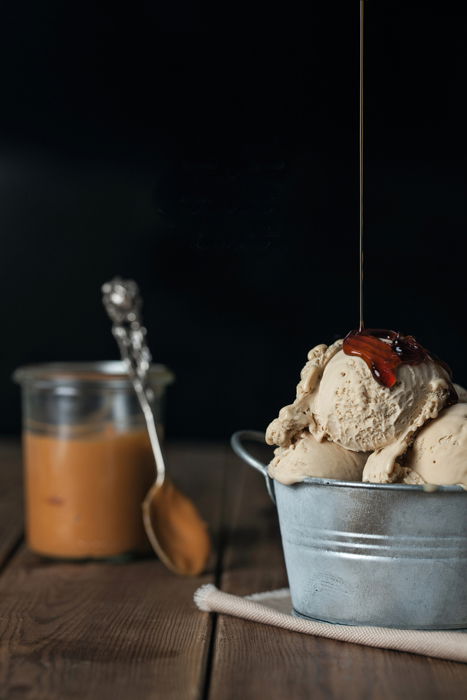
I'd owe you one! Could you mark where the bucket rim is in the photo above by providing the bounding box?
[288,476,466,493]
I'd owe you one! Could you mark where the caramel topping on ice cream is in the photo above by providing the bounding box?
[343,328,453,389]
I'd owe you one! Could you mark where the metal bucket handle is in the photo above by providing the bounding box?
[230,430,276,504]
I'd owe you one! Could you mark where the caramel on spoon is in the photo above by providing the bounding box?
[102,278,211,575]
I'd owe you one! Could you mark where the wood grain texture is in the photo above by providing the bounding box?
[0,442,227,700]
[1,440,466,699]
[0,440,23,569]
[208,451,467,700]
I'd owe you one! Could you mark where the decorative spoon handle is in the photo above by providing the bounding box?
[102,277,165,487]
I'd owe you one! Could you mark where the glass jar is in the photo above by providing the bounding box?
[13,362,174,559]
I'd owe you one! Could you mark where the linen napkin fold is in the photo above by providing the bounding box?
[194,584,467,663]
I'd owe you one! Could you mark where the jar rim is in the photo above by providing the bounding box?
[13,361,175,388]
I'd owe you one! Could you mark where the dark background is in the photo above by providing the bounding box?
[1,2,467,439]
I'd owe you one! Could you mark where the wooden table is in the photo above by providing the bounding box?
[0,439,465,699]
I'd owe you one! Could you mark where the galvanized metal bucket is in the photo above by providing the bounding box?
[231,430,467,629]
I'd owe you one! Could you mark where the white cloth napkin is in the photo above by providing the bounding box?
[194,584,467,663]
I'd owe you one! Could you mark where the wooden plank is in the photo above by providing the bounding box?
[0,440,23,569]
[0,443,227,700]
[208,452,467,700]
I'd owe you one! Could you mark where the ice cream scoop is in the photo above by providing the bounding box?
[102,277,211,575]
[313,349,451,453]
[403,402,467,488]
[268,431,367,485]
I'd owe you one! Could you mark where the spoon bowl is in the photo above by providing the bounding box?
[142,479,211,575]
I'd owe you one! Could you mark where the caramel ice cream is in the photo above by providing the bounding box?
[403,402,467,488]
[266,330,458,487]
[268,431,367,485]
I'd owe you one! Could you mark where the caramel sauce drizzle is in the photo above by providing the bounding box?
[343,329,453,389]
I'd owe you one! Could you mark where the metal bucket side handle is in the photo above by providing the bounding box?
[230,430,276,504]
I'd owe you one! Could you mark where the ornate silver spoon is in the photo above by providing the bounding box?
[102,277,211,575]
